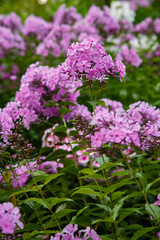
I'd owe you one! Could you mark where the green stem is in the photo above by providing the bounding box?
[120,150,160,225]
[26,160,62,231]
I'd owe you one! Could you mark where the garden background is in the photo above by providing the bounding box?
[0,0,160,239]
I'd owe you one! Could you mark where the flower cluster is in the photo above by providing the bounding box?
[116,45,142,67]
[74,99,160,153]
[0,26,25,59]
[65,38,126,82]
[0,202,23,234]
[121,0,153,11]
[0,12,22,31]
[135,17,160,35]
[0,38,125,143]
[50,224,101,240]
[23,15,52,41]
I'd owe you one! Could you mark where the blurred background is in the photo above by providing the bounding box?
[0,0,160,22]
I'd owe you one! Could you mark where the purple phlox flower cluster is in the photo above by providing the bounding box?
[73,19,100,43]
[50,224,101,240]
[134,17,160,35]
[85,5,120,36]
[53,4,82,26]
[0,63,19,82]
[16,62,81,119]
[122,0,153,11]
[154,18,160,34]
[0,202,23,234]
[36,4,81,57]
[4,101,37,130]
[23,15,52,41]
[0,161,37,188]
[117,45,142,67]
[0,99,37,143]
[89,99,160,151]
[0,26,25,59]
[119,19,134,32]
[11,161,37,188]
[0,12,22,31]
[39,161,63,174]
[66,37,126,83]
[1,4,157,61]
[0,108,15,142]
[127,101,160,150]
[0,37,124,142]
[36,24,76,57]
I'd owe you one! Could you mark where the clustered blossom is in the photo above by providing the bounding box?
[50,224,101,240]
[0,12,22,31]
[53,4,82,26]
[0,202,23,234]
[23,15,52,41]
[74,99,160,152]
[1,2,159,83]
[135,17,160,35]
[117,45,142,67]
[0,26,25,59]
[121,0,153,11]
[0,38,125,143]
[65,38,126,82]
[85,5,120,36]
[0,64,20,81]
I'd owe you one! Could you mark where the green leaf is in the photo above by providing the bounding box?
[72,187,99,197]
[98,162,124,171]
[10,185,43,196]
[15,224,42,233]
[95,155,110,166]
[146,177,160,191]
[87,101,97,108]
[145,203,160,220]
[26,198,49,209]
[49,197,73,209]
[130,227,156,240]
[79,168,96,175]
[54,209,76,219]
[112,197,126,220]
[80,173,106,181]
[72,145,80,152]
[97,100,106,107]
[77,206,89,216]
[104,179,134,196]
[44,100,57,107]
[58,101,76,106]
[136,172,147,192]
[59,107,71,115]
[52,126,67,133]
[44,173,65,185]
[124,224,143,230]
[45,149,70,161]
[110,170,130,178]
[31,170,48,177]
[119,208,143,222]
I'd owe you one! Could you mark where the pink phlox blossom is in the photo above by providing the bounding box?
[23,15,51,40]
[0,202,23,235]
[154,18,160,34]
[117,45,142,67]
[50,224,101,240]
[53,4,82,26]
